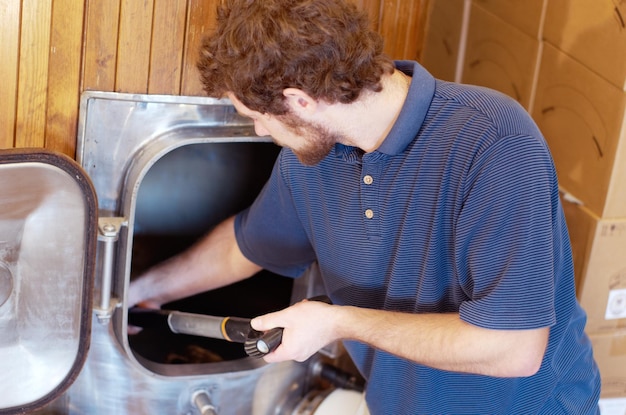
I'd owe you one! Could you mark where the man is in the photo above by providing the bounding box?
[128,0,601,413]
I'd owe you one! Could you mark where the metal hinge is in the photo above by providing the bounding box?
[94,217,128,324]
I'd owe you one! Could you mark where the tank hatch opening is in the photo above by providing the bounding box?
[128,142,294,365]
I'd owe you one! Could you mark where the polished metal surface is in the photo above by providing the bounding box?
[51,316,311,415]
[0,161,91,410]
[29,91,321,414]
[77,92,286,372]
[0,92,348,415]
[76,93,262,217]
[0,262,12,308]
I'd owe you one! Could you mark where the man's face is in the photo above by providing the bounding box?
[228,94,343,166]
[274,111,342,165]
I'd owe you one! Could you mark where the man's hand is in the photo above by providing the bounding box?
[250,299,338,362]
[252,300,548,377]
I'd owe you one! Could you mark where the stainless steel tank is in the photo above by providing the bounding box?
[0,92,361,415]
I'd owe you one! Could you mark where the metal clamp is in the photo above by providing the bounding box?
[94,217,128,324]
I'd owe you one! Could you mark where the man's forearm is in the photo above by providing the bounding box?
[127,216,261,307]
[253,300,549,377]
[336,305,549,377]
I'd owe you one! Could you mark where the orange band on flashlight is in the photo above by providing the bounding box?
[221,317,232,342]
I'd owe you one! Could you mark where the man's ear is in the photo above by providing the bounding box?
[283,88,318,116]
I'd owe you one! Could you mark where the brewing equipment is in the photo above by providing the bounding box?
[0,92,363,415]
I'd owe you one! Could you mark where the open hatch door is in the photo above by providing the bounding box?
[0,149,97,414]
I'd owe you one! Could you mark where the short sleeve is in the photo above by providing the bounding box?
[456,134,558,330]
[235,150,316,277]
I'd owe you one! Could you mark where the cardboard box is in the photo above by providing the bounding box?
[472,0,546,38]
[461,4,541,110]
[561,194,596,294]
[561,196,626,332]
[589,331,626,399]
[599,397,626,415]
[532,43,626,218]
[543,0,626,91]
[420,0,465,82]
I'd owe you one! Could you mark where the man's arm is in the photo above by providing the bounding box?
[251,300,549,378]
[127,216,261,308]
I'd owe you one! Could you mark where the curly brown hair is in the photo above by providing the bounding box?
[197,0,395,115]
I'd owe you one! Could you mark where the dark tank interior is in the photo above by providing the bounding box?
[128,141,294,364]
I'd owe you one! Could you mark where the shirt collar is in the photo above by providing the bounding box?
[375,60,436,155]
[334,60,436,160]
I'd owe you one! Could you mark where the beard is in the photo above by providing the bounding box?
[275,112,345,166]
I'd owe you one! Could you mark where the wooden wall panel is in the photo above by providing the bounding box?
[116,0,154,93]
[15,0,52,148]
[149,0,188,95]
[380,0,405,57]
[349,0,428,60]
[0,0,428,157]
[380,0,429,60]
[46,0,86,154]
[350,0,382,31]
[0,0,20,148]
[408,0,430,60]
[83,0,120,92]
[180,0,218,96]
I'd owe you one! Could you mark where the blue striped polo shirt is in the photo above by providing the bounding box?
[235,61,601,414]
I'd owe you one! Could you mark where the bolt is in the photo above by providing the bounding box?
[103,224,116,232]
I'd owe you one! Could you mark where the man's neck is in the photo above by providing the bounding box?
[327,69,411,153]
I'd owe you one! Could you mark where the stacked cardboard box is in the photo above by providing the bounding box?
[461,1,544,110]
[561,200,626,329]
[536,1,626,401]
[542,0,626,91]
[536,2,626,219]
[471,0,545,37]
[559,186,626,402]
[534,44,626,218]
[420,0,626,401]
[560,200,626,401]
[420,0,466,82]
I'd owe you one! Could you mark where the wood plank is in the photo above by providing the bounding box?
[401,0,428,60]
[349,0,381,32]
[379,0,402,58]
[15,0,52,148]
[393,0,412,59]
[181,0,218,96]
[379,0,428,60]
[116,0,154,93]
[413,0,430,61]
[46,0,86,156]
[0,0,21,148]
[149,0,187,95]
[0,0,428,156]
[82,0,121,92]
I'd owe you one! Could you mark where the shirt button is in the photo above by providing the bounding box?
[365,209,374,219]
[363,175,374,185]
